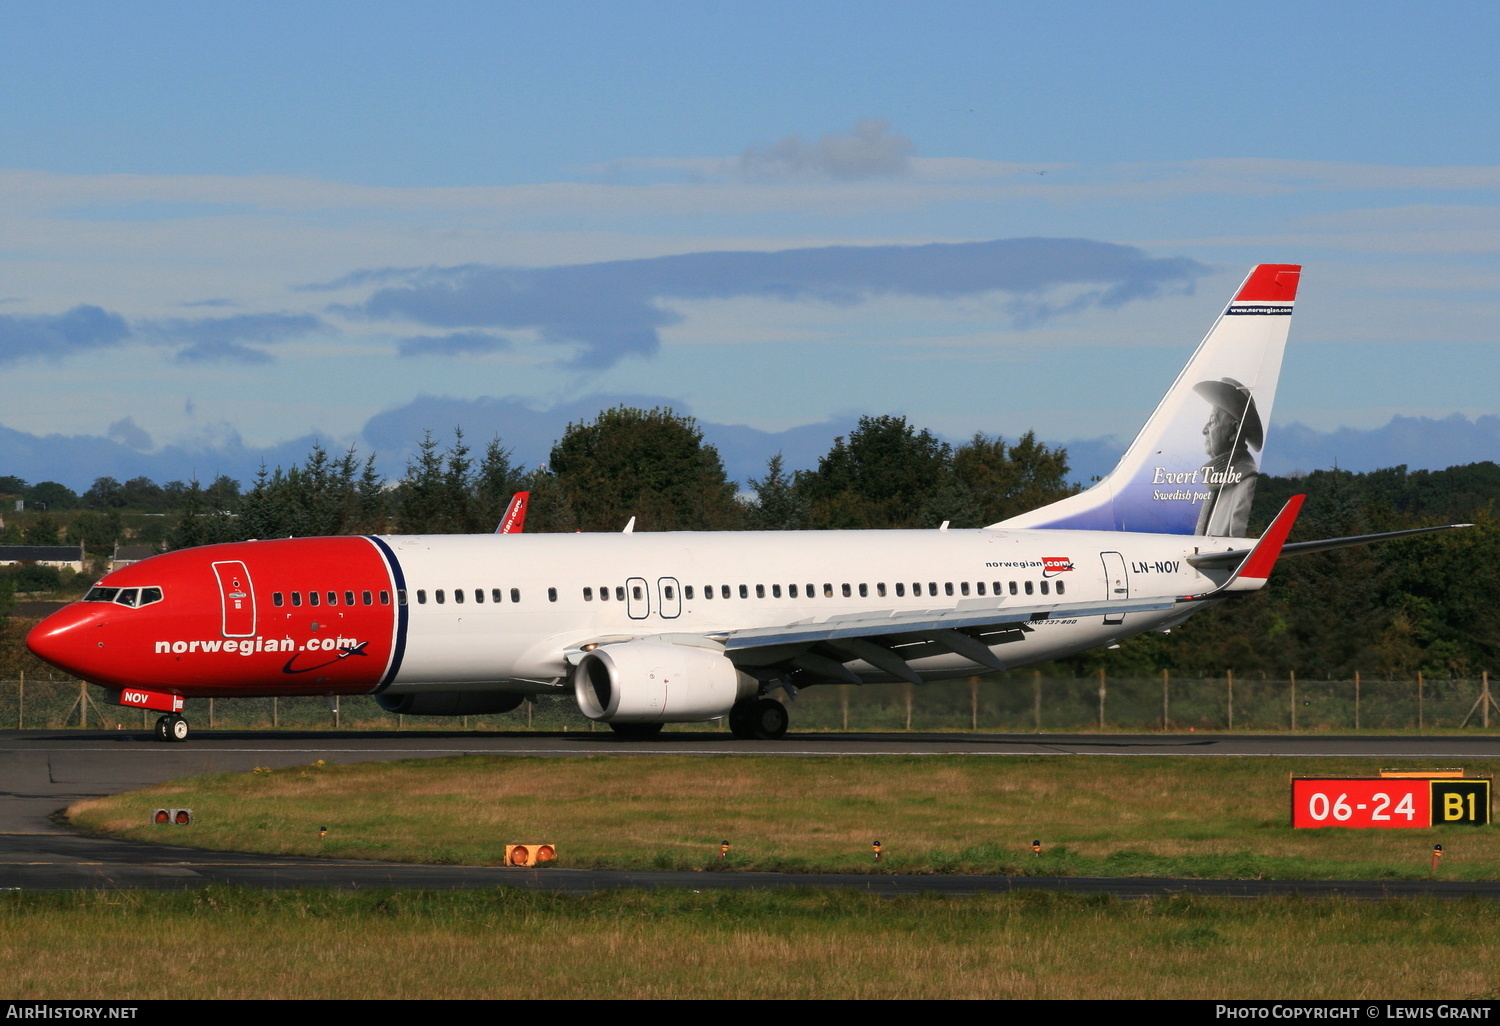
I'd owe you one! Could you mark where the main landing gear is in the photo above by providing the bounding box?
[154,713,190,743]
[728,698,789,741]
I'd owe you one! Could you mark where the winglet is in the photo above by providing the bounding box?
[1209,494,1305,594]
[496,491,530,534]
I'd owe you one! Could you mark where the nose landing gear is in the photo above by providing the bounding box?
[154,713,190,743]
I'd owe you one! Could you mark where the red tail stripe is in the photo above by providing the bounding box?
[1234,264,1301,303]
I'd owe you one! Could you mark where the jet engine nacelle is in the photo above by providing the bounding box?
[574,638,752,723]
[375,692,526,717]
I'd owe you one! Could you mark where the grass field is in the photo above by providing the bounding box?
[5,888,1500,1000]
[68,755,1500,879]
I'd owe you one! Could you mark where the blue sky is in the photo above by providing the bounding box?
[2,1,1498,490]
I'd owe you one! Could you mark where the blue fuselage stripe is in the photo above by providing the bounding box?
[366,536,408,690]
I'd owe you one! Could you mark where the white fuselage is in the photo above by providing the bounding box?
[378,527,1229,695]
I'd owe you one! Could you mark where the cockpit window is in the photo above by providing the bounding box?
[84,586,164,608]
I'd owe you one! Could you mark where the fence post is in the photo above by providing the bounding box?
[969,677,979,732]
[208,697,215,729]
[841,688,849,731]
[904,683,913,731]
[1033,670,1041,731]
[1487,671,1492,730]
[1354,671,1361,731]
[1227,669,1234,730]
[272,695,279,728]
[17,672,22,730]
[1162,668,1169,731]
[1417,671,1424,731]
[1289,670,1296,732]
[79,681,86,729]
[1097,668,1106,730]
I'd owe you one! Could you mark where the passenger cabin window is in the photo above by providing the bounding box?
[841,583,851,598]
[685,586,695,599]
[1009,582,1018,595]
[789,584,798,598]
[1040,581,1049,594]
[704,586,714,600]
[877,583,886,598]
[772,584,781,598]
[583,587,593,601]
[273,592,284,607]
[739,584,748,599]
[1057,581,1066,595]
[721,585,731,599]
[454,589,464,604]
[548,588,558,602]
[363,591,373,605]
[492,588,503,603]
[393,590,402,605]
[309,592,320,607]
[436,590,445,604]
[945,583,954,597]
[292,592,303,607]
[511,588,521,603]
[895,583,905,597]
[616,586,625,601]
[823,583,833,598]
[416,590,427,604]
[928,583,938,597]
[327,592,337,606]
[976,582,985,596]
[755,584,764,598]
[1024,581,1034,595]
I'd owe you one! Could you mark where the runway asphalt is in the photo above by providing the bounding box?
[4,727,1499,896]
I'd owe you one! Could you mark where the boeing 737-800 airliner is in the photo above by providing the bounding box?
[25,265,1462,741]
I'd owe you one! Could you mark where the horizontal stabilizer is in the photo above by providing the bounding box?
[1187,522,1472,570]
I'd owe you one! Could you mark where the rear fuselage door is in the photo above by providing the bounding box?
[1100,551,1128,626]
[657,577,681,619]
[626,576,650,619]
[213,560,256,637]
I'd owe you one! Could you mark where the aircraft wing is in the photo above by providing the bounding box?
[707,595,1178,681]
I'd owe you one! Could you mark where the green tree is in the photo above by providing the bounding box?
[22,514,60,546]
[28,481,79,511]
[952,430,1076,525]
[797,415,953,529]
[746,453,808,530]
[548,406,740,532]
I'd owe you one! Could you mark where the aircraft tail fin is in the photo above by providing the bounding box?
[496,491,530,534]
[994,264,1300,538]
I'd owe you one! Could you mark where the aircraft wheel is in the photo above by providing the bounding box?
[608,721,664,739]
[166,714,190,742]
[738,698,788,741]
[154,715,171,742]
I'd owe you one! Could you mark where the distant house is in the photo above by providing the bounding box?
[111,544,158,570]
[0,544,85,572]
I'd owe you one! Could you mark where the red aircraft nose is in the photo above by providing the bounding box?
[27,604,112,682]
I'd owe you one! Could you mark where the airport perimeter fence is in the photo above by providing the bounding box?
[2,671,1498,734]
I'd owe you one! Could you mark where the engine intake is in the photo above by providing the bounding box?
[574,639,749,723]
